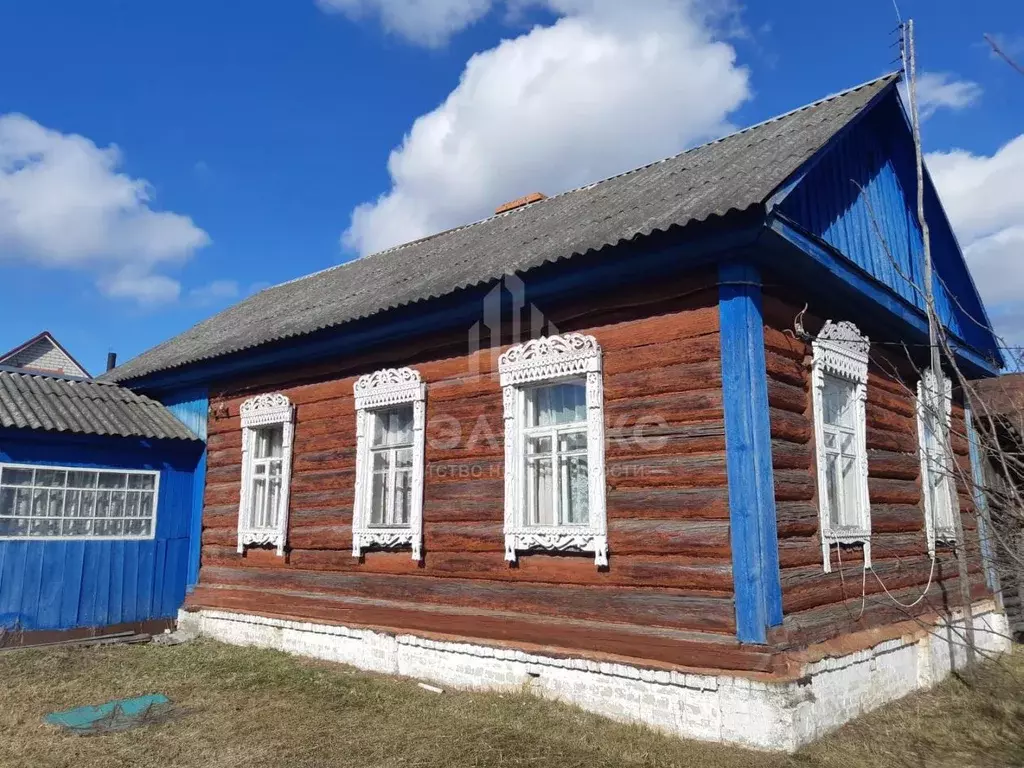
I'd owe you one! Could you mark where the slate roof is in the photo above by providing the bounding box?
[106,73,900,384]
[0,369,200,441]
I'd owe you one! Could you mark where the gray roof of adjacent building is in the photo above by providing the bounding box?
[0,368,200,442]
[104,72,900,385]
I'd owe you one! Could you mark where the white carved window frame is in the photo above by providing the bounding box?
[237,393,295,556]
[917,368,957,556]
[352,367,426,561]
[499,333,608,566]
[811,320,872,572]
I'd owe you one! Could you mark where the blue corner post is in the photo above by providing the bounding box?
[965,407,1000,596]
[719,261,784,644]
[162,388,209,594]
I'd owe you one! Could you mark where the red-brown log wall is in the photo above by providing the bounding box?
[187,269,778,671]
[762,288,991,649]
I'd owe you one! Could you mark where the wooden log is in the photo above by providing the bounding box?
[771,439,812,471]
[765,350,806,389]
[773,469,815,502]
[186,585,773,671]
[767,378,807,415]
[198,565,737,633]
[770,408,811,444]
[606,487,730,520]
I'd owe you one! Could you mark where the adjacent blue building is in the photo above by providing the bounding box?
[0,366,204,643]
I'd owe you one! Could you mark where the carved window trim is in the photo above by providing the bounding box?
[917,368,957,556]
[811,320,872,572]
[237,393,295,556]
[499,333,607,566]
[352,367,426,560]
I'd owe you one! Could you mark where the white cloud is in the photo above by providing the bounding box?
[927,135,1024,348]
[899,71,982,120]
[342,0,751,256]
[188,279,241,306]
[0,113,210,305]
[316,0,493,47]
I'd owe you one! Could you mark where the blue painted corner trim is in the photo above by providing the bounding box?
[161,389,209,594]
[965,408,999,594]
[719,261,784,643]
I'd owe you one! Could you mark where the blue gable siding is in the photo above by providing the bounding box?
[0,430,202,632]
[775,91,1001,367]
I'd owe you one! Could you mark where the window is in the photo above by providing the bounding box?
[0,464,158,540]
[499,333,607,566]
[811,320,871,572]
[917,368,956,553]
[238,393,294,556]
[352,368,425,560]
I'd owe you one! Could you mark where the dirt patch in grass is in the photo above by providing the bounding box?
[0,639,1021,768]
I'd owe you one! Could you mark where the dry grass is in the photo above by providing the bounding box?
[0,639,1021,768]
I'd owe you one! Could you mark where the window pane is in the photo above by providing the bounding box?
[395,447,413,470]
[370,470,387,526]
[527,457,554,526]
[46,489,64,518]
[266,477,281,529]
[128,474,156,490]
[125,491,141,518]
[528,382,587,427]
[255,426,284,459]
[559,431,587,454]
[527,435,552,456]
[841,457,859,528]
[561,455,589,525]
[98,472,128,490]
[2,468,34,486]
[35,469,66,488]
[250,477,266,528]
[373,407,414,448]
[139,493,154,519]
[64,490,80,517]
[826,453,842,528]
[31,489,47,517]
[68,471,97,489]
[393,469,412,525]
[822,376,856,429]
[80,491,96,518]
[0,488,14,516]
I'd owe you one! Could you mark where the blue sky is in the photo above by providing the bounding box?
[0,0,1021,375]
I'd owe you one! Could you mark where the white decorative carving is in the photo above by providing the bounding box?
[811,320,872,572]
[354,367,424,411]
[917,369,957,556]
[499,333,608,566]
[239,392,293,428]
[352,367,426,561]
[237,393,294,557]
[813,320,870,383]
[498,333,602,388]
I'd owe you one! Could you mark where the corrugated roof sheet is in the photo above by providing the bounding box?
[0,370,200,441]
[105,73,899,384]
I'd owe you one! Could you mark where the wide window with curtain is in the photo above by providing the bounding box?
[523,381,590,528]
[498,333,607,567]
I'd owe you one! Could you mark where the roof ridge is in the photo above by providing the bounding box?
[256,73,902,297]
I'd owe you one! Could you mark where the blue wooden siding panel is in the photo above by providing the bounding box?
[0,430,201,631]
[776,91,999,364]
[161,389,208,593]
[719,261,784,644]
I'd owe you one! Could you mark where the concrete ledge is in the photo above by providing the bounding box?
[178,601,1010,752]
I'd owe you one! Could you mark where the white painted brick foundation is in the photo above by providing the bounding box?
[178,601,1010,752]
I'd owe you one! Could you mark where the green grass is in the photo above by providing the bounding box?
[0,639,1022,767]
